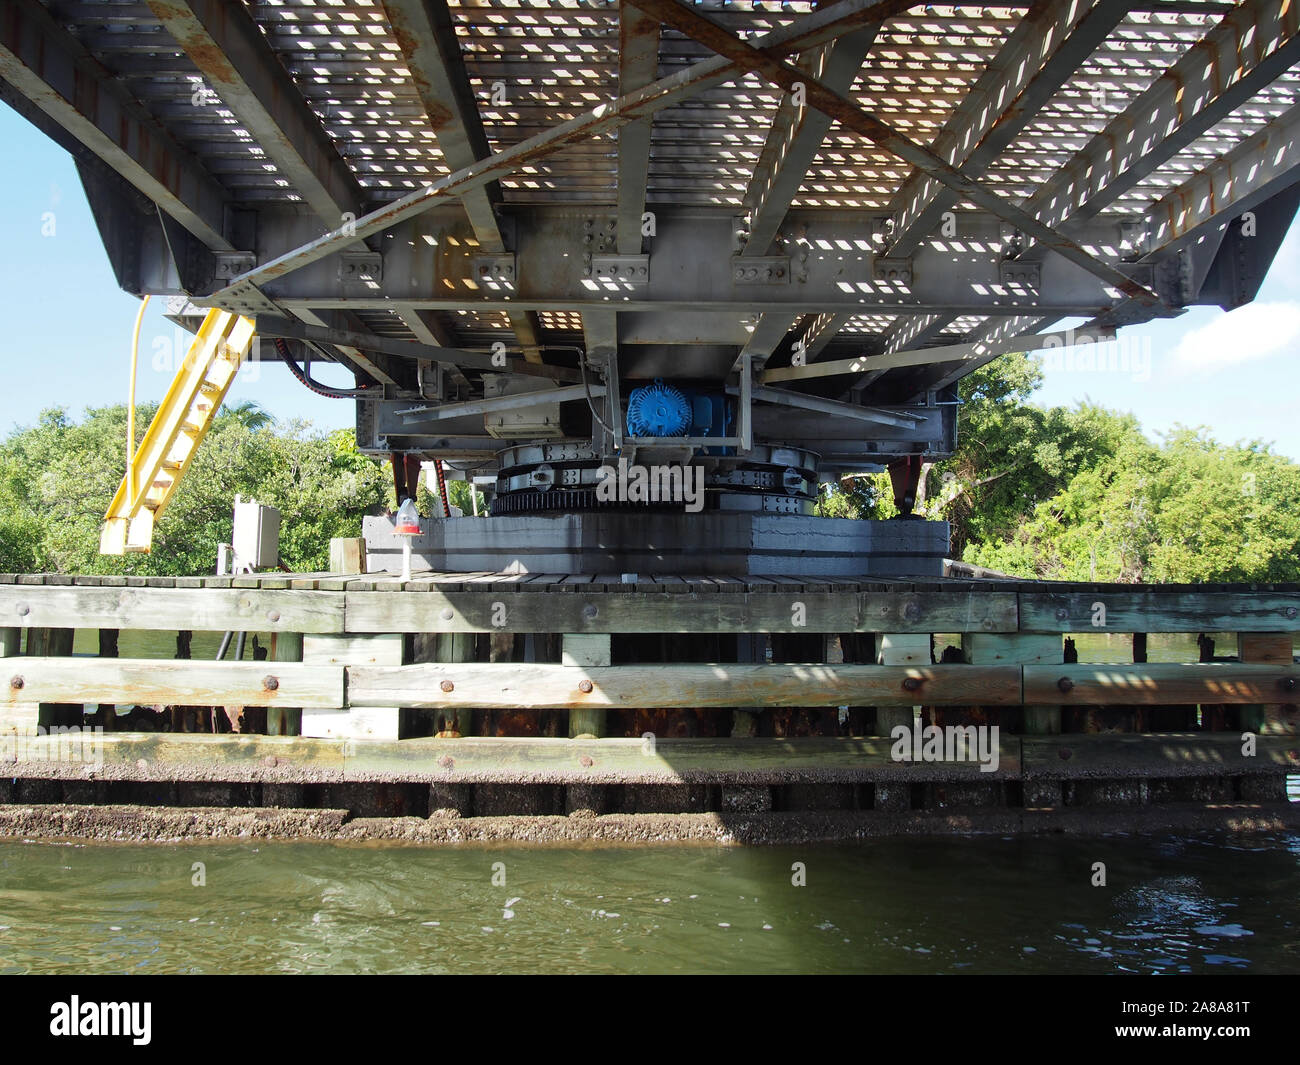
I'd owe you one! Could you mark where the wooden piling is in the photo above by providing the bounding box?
[301,634,402,740]
[964,632,1061,734]
[565,633,610,738]
[1238,632,1297,735]
[93,629,119,730]
[730,633,765,738]
[29,627,80,728]
[266,631,303,736]
[876,633,928,734]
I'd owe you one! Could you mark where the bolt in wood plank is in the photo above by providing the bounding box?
[1020,591,1300,633]
[875,633,929,734]
[2,658,341,709]
[0,586,344,633]
[347,663,1020,710]
[1024,663,1300,706]
[343,589,1016,634]
[565,633,611,738]
[965,632,1060,734]
[266,633,304,736]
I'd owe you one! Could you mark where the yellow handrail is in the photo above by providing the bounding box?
[127,294,150,506]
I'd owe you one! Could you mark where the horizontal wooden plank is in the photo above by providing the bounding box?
[340,735,1021,783]
[344,590,1019,634]
[5,730,1291,788]
[0,587,345,633]
[1019,591,1300,633]
[302,633,404,666]
[347,663,1022,709]
[7,732,348,780]
[1024,663,1300,706]
[1022,733,1300,778]
[1,658,344,709]
[301,707,400,740]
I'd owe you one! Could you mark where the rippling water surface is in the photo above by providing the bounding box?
[0,834,1296,974]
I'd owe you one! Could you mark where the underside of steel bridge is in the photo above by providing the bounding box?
[5,0,1300,570]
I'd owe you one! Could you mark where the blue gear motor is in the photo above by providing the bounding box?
[626,378,692,437]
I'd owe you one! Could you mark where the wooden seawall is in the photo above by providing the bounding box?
[1,571,1297,840]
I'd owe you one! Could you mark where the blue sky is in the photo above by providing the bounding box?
[2,105,1298,460]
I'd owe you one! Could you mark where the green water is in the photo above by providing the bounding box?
[0,834,1296,974]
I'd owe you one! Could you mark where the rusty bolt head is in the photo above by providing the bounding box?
[267,610,281,623]
[438,755,454,769]
[902,676,922,693]
[578,679,594,694]
[1057,676,1074,693]
[440,679,454,693]
[9,675,22,690]
[263,675,279,691]
[1058,747,1072,761]
[579,755,593,768]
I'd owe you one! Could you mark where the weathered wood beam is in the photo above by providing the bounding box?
[343,589,1020,634]
[3,658,343,709]
[0,587,344,633]
[348,662,1022,709]
[1024,663,1300,706]
[1019,592,1300,634]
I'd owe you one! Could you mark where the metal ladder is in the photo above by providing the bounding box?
[100,308,256,555]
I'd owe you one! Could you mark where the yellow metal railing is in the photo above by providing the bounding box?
[100,308,256,554]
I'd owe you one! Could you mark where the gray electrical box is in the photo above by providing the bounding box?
[232,496,280,569]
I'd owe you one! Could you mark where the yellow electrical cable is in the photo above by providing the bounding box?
[127,295,150,506]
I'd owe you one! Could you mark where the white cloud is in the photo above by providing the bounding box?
[1171,301,1300,370]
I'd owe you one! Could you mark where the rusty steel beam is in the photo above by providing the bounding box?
[617,3,661,256]
[145,0,368,237]
[630,0,1164,310]
[378,1,547,363]
[1146,100,1300,253]
[290,308,416,390]
[887,0,1129,257]
[395,307,471,390]
[0,0,233,250]
[732,312,799,373]
[379,0,505,251]
[742,23,881,256]
[1025,0,1300,235]
[208,0,912,309]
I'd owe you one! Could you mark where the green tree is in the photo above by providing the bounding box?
[0,405,390,576]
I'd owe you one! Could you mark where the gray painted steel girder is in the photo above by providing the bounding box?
[247,208,1154,320]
